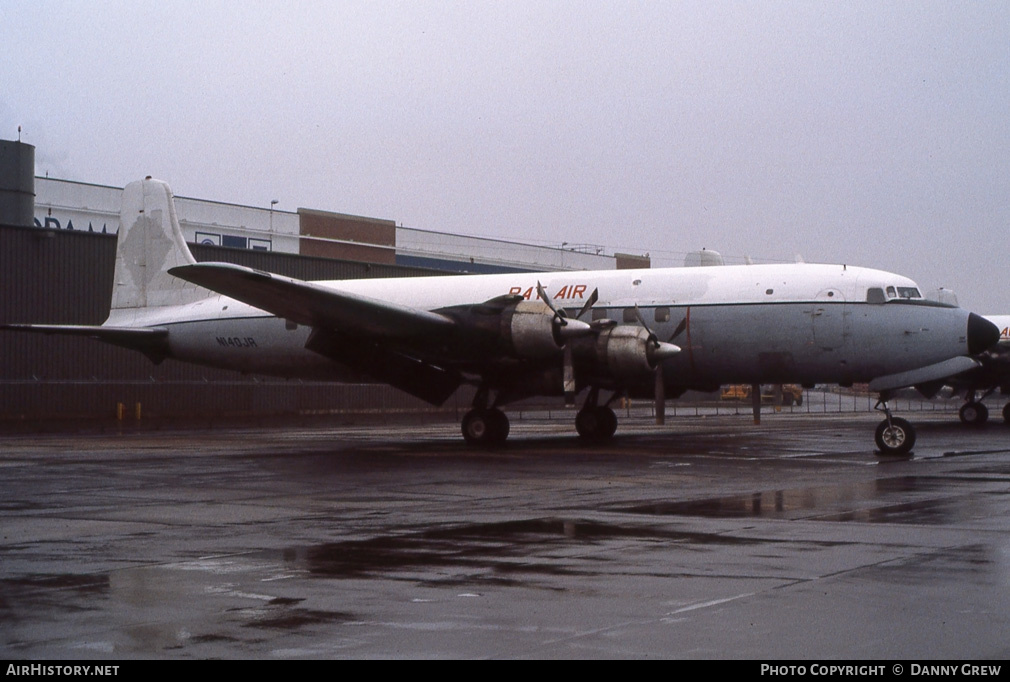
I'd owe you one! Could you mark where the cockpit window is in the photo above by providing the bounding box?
[877,285,923,302]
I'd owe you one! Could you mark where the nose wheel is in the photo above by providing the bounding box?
[874,398,916,456]
[874,416,916,455]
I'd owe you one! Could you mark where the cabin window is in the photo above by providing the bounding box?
[866,288,886,304]
[623,308,638,323]
[285,319,298,331]
[654,307,670,323]
[592,308,609,321]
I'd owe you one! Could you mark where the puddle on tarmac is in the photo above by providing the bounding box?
[242,607,353,630]
[610,476,974,524]
[0,573,110,612]
[291,518,760,579]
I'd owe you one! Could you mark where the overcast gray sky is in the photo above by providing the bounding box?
[3,1,1008,312]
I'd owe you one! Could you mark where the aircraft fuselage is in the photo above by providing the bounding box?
[124,262,978,396]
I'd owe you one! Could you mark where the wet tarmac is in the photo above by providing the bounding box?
[2,411,1009,659]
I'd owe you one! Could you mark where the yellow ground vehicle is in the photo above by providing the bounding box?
[719,384,804,406]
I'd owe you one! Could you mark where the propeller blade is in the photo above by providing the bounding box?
[563,344,575,406]
[670,316,687,341]
[535,281,564,322]
[633,304,651,335]
[655,363,665,425]
[575,288,599,320]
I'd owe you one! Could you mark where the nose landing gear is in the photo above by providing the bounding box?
[874,398,916,456]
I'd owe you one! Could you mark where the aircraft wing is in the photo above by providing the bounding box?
[868,356,981,393]
[168,262,456,339]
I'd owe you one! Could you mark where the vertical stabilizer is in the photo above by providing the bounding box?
[109,178,212,315]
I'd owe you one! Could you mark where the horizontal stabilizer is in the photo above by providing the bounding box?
[1,324,170,362]
[868,356,980,393]
[169,263,456,339]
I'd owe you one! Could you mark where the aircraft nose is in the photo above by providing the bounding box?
[967,313,1000,355]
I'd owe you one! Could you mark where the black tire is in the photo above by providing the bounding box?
[576,407,617,442]
[462,408,510,445]
[875,417,916,456]
[959,402,989,426]
[599,407,617,440]
[461,409,489,444]
[487,408,510,444]
[575,408,600,440]
[1003,403,1010,425]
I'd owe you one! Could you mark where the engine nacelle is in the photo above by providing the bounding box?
[597,325,658,378]
[438,295,592,362]
[574,324,679,383]
[502,300,565,359]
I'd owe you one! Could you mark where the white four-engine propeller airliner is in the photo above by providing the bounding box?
[6,178,1000,454]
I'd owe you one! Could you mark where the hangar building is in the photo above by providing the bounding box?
[33,176,650,273]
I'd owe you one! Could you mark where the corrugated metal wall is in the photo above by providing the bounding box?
[0,224,472,425]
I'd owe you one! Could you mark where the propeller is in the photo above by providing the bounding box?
[632,304,680,424]
[536,281,592,341]
[536,282,596,405]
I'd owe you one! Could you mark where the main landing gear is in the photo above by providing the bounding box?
[959,400,989,426]
[461,407,510,445]
[460,386,622,446]
[575,387,618,443]
[874,398,916,456]
[956,387,1010,426]
[957,387,1010,426]
[461,385,512,446]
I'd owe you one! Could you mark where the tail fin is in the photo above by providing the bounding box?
[109,177,212,315]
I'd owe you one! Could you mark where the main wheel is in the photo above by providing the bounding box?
[959,401,989,425]
[576,407,617,442]
[875,417,916,456]
[462,409,490,444]
[486,408,510,443]
[599,407,618,439]
[462,408,510,445]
